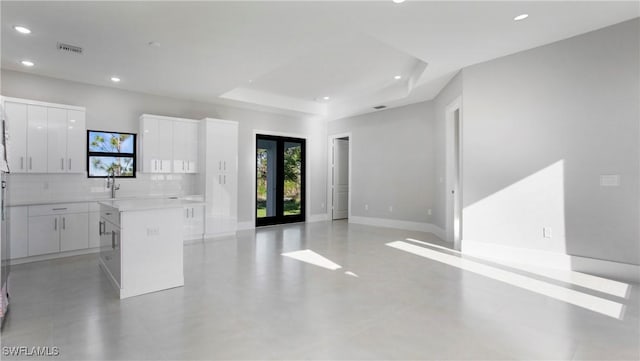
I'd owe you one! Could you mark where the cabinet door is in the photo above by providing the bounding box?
[172,121,187,173]
[185,122,198,173]
[8,206,28,259]
[27,105,48,173]
[60,213,89,252]
[157,118,173,172]
[140,117,158,173]
[88,212,101,248]
[4,102,28,173]
[47,107,67,173]
[183,206,204,239]
[66,110,86,173]
[28,215,59,256]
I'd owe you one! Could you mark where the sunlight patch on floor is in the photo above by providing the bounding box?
[387,240,625,319]
[405,238,630,299]
[281,249,342,270]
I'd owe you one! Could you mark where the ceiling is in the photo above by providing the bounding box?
[2,1,638,120]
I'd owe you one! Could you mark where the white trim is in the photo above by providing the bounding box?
[462,240,640,283]
[140,113,199,124]
[349,216,445,240]
[307,213,329,223]
[445,96,463,250]
[1,96,86,111]
[327,132,352,220]
[252,129,310,227]
[9,247,100,265]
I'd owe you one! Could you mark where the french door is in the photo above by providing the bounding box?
[256,135,305,226]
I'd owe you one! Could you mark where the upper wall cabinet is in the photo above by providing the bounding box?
[139,114,198,174]
[2,97,86,174]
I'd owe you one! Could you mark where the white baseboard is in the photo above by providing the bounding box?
[349,216,446,240]
[307,213,329,223]
[10,247,100,266]
[462,240,640,284]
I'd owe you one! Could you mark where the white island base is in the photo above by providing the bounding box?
[99,200,187,299]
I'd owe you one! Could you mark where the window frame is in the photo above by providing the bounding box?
[86,129,137,178]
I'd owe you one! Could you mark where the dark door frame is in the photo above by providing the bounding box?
[256,134,306,227]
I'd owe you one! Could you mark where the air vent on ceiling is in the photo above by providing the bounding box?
[57,42,83,55]
[373,105,387,110]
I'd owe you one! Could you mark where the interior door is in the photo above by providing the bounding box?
[332,138,349,220]
[256,135,305,226]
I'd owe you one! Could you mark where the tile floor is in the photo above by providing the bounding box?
[1,221,638,360]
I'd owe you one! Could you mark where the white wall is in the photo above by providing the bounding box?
[461,19,639,265]
[0,70,327,222]
[328,101,436,225]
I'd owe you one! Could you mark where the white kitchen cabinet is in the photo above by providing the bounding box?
[1,97,86,174]
[4,102,28,173]
[172,120,198,174]
[140,114,199,174]
[26,105,48,173]
[140,115,173,173]
[28,215,59,256]
[47,107,67,173]
[201,118,238,236]
[27,203,89,256]
[183,204,204,240]
[99,209,121,288]
[60,213,89,252]
[8,206,28,259]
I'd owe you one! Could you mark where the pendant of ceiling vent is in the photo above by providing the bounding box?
[57,42,83,55]
[373,105,387,110]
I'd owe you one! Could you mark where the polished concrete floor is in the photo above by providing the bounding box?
[1,221,639,360]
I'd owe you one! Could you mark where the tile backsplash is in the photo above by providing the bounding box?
[7,173,198,205]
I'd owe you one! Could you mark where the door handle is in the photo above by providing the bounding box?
[61,158,64,170]
[219,175,221,184]
[224,161,226,171]
[20,157,24,170]
[190,208,194,218]
[68,158,71,170]
[62,217,66,230]
[218,161,221,170]
[186,208,189,218]
[54,217,57,231]
[99,221,104,235]
[112,230,115,249]
[29,157,32,170]
[223,175,226,185]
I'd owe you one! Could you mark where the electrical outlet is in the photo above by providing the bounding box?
[321,202,325,210]
[365,204,369,211]
[389,206,393,212]
[543,227,552,238]
[427,209,432,216]
[147,227,160,236]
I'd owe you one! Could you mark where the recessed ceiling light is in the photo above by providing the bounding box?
[148,41,161,47]
[323,96,330,101]
[110,76,121,83]
[514,14,529,21]
[14,25,31,34]
[392,0,406,3]
[394,75,402,80]
[20,60,34,67]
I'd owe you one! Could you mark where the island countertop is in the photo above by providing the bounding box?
[98,198,204,212]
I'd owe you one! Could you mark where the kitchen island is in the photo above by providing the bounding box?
[98,198,203,299]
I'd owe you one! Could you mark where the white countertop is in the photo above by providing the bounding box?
[99,198,204,212]
[9,195,204,207]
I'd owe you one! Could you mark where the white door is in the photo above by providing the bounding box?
[446,100,462,250]
[332,138,349,220]
[47,107,67,173]
[66,110,85,173]
[27,105,48,173]
[4,102,28,173]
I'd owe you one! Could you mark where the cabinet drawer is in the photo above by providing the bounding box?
[100,207,120,227]
[29,203,89,216]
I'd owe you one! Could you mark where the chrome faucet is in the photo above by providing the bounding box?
[106,170,120,199]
